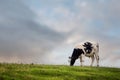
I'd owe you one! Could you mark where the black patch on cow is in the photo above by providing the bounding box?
[70,48,84,66]
[83,42,93,54]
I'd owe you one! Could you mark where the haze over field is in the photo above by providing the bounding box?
[0,0,120,67]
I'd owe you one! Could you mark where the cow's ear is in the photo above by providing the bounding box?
[69,56,71,59]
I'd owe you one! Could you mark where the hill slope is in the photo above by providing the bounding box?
[0,63,120,80]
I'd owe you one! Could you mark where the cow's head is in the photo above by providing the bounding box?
[69,48,83,66]
[68,56,76,66]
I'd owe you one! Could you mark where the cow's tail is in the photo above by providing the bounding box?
[96,43,99,53]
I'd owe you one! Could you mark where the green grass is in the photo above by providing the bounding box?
[0,63,120,80]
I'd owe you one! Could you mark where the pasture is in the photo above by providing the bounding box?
[0,63,120,80]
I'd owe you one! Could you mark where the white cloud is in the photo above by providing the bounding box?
[35,6,77,32]
[32,0,120,67]
[0,0,120,67]
[75,0,88,7]
[0,0,67,64]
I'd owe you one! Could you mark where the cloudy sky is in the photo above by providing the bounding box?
[0,0,120,67]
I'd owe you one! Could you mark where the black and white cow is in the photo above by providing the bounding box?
[69,42,99,67]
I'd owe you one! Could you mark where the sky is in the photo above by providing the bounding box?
[0,0,120,67]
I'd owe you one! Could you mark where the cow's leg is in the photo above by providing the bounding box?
[79,55,83,66]
[97,56,99,67]
[95,54,99,67]
[90,55,94,67]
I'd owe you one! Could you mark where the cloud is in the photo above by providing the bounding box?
[0,0,66,63]
[33,0,120,67]
[0,0,120,67]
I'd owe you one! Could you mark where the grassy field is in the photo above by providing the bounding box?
[0,63,120,80]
